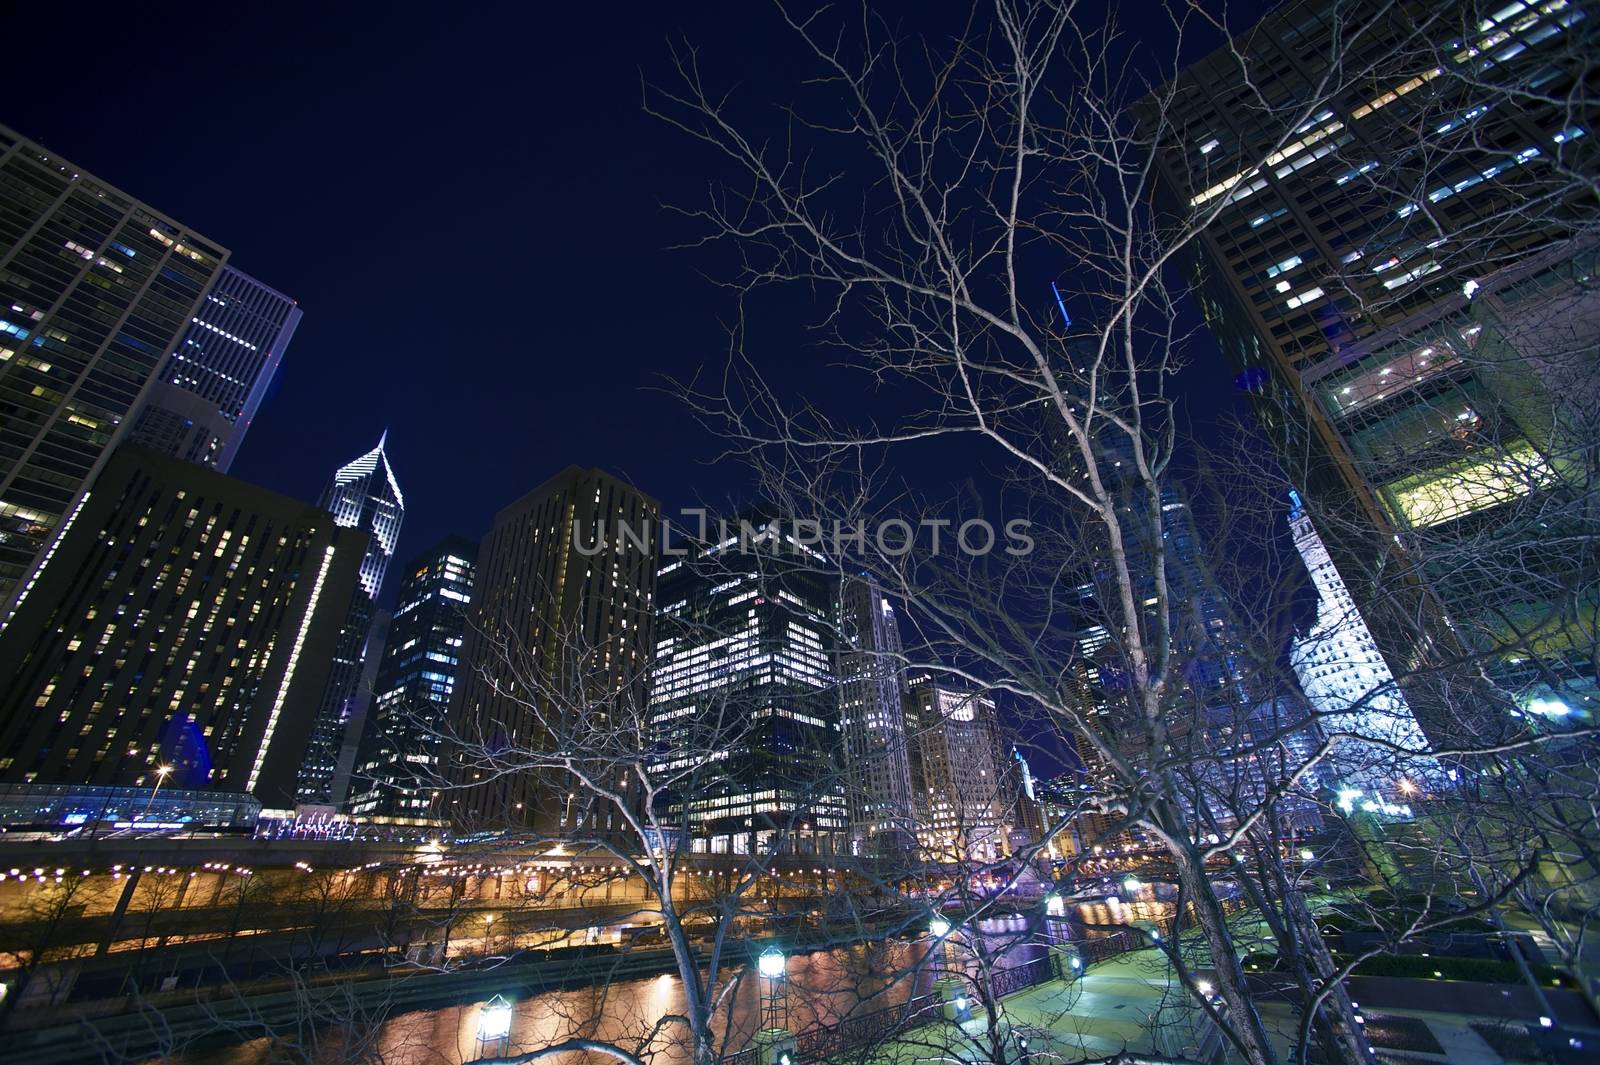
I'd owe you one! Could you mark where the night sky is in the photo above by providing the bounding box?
[9,1,1262,603]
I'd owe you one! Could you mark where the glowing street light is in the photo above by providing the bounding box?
[477,994,513,1056]
[758,946,787,1030]
[140,766,174,819]
[929,916,952,938]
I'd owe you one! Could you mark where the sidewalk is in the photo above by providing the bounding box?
[862,943,1591,1065]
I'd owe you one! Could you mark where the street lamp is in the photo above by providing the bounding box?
[758,946,787,1030]
[476,994,513,1058]
[140,766,173,820]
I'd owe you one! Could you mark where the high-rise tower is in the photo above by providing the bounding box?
[904,674,1009,863]
[296,434,404,805]
[0,126,229,618]
[648,520,847,855]
[837,575,916,852]
[128,266,301,473]
[447,467,657,836]
[1132,0,1597,714]
[1289,491,1433,799]
[349,536,476,818]
[0,446,366,808]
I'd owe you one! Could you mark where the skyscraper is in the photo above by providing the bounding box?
[648,517,847,855]
[1070,435,1322,830]
[348,536,476,819]
[836,574,916,852]
[448,467,657,836]
[1132,0,1596,708]
[1289,492,1433,800]
[0,126,228,617]
[905,674,1009,863]
[0,445,366,808]
[296,434,404,806]
[128,266,301,473]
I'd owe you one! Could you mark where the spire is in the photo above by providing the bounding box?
[377,427,388,451]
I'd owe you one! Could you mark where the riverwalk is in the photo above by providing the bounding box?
[853,946,1600,1065]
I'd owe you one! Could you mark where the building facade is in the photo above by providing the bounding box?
[1069,434,1324,832]
[1289,491,1434,801]
[128,266,301,473]
[296,434,404,805]
[0,126,229,617]
[0,445,366,809]
[648,520,847,855]
[348,537,477,819]
[447,467,657,836]
[1133,0,1597,721]
[905,674,1009,863]
[836,575,916,852]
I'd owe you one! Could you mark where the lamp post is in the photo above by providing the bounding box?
[758,946,787,1030]
[476,994,512,1059]
[140,766,173,821]
[929,915,953,968]
[753,947,795,1065]
[930,916,971,1023]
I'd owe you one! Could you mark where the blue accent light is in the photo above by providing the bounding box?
[1051,282,1072,327]
[1234,366,1269,392]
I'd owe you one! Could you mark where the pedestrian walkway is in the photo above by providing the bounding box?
[856,943,1592,1065]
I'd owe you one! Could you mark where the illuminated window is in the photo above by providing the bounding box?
[1384,441,1553,527]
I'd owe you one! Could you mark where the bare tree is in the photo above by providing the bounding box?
[642,2,1596,1064]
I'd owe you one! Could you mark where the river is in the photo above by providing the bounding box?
[166,893,1172,1065]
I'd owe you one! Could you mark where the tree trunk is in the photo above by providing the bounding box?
[1173,846,1281,1065]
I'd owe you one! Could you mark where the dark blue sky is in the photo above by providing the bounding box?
[9,0,1261,595]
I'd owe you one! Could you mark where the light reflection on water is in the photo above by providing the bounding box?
[162,906,1168,1065]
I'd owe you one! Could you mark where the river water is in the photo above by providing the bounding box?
[168,895,1170,1065]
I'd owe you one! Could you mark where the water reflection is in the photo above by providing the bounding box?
[163,908,1166,1065]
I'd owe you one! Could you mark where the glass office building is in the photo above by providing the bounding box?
[296,434,404,805]
[0,126,228,618]
[129,266,301,473]
[348,536,476,818]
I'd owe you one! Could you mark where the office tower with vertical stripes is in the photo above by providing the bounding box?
[0,445,366,809]
[296,434,404,806]
[837,574,916,852]
[1289,492,1434,799]
[129,266,301,473]
[448,467,658,835]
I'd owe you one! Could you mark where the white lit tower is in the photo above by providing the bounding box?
[296,432,404,806]
[837,575,917,852]
[1289,490,1433,804]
